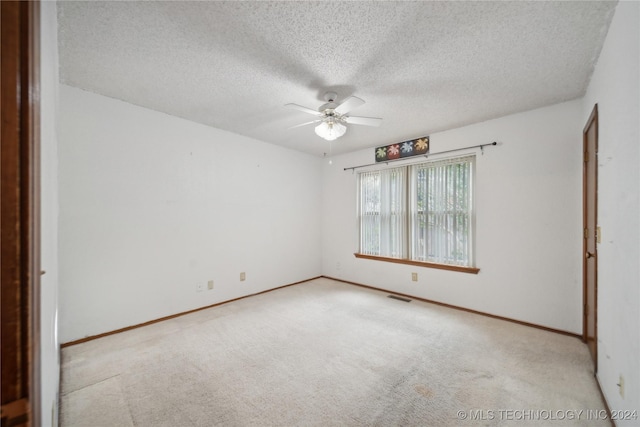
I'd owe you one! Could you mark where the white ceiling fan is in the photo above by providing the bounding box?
[286,92,382,141]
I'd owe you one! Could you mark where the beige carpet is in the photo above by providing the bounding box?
[60,278,608,426]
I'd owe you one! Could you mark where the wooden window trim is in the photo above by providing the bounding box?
[358,157,475,270]
[1,1,41,425]
[354,253,480,274]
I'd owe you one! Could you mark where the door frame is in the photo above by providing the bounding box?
[1,1,41,425]
[582,103,598,372]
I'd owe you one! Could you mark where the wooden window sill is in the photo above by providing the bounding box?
[354,253,480,274]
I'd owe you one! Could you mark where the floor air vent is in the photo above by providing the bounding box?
[388,295,411,303]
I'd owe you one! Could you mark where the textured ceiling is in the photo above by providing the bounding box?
[57,1,617,157]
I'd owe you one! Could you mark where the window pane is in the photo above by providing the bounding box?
[359,172,380,255]
[411,156,474,266]
[358,167,405,258]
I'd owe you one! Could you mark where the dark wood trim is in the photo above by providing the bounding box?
[354,253,480,274]
[582,103,599,373]
[61,276,323,347]
[1,1,41,425]
[0,398,30,420]
[324,276,582,339]
[64,272,582,349]
[1,1,24,409]
[583,103,599,134]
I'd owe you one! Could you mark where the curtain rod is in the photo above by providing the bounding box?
[343,141,498,171]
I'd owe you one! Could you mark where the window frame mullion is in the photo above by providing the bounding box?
[404,165,411,260]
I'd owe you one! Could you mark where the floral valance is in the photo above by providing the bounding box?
[375,136,429,162]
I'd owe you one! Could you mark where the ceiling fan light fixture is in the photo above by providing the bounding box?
[287,93,380,141]
[315,120,346,141]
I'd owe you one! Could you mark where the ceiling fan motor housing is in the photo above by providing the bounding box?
[323,91,338,103]
[320,92,339,112]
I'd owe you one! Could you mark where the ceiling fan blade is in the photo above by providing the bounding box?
[287,119,321,130]
[285,103,322,116]
[344,116,382,127]
[334,96,365,115]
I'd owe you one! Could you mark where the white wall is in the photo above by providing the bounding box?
[322,99,584,334]
[40,2,60,426]
[582,1,640,423]
[58,85,322,343]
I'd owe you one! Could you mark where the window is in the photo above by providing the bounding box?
[357,155,477,273]
[358,167,406,258]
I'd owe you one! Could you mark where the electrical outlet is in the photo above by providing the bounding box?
[336,262,341,271]
[240,272,246,281]
[412,272,418,281]
[207,280,214,290]
[196,283,204,292]
[619,375,625,398]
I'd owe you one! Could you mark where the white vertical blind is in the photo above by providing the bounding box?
[358,167,406,258]
[411,156,474,266]
[358,171,380,256]
[380,167,406,258]
[358,155,474,267]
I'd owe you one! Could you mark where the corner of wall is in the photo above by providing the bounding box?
[40,1,61,425]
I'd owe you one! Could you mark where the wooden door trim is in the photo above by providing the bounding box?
[0,1,41,425]
[582,103,598,372]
